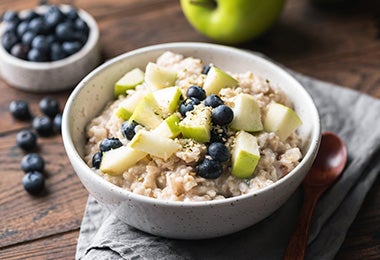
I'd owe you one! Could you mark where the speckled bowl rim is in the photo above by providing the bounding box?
[62,42,321,208]
[0,4,99,71]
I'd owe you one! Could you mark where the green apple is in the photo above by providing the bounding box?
[145,62,177,90]
[129,130,181,160]
[128,92,164,129]
[230,93,263,132]
[263,102,302,141]
[203,66,238,95]
[152,86,183,114]
[115,90,148,120]
[231,130,261,178]
[100,146,147,176]
[179,105,212,143]
[114,68,145,97]
[180,0,285,44]
[153,114,181,138]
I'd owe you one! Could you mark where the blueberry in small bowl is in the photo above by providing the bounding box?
[0,4,101,92]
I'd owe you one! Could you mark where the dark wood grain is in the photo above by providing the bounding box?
[0,0,379,259]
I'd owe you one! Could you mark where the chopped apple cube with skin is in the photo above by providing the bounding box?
[231,131,261,179]
[115,90,148,120]
[114,68,145,97]
[263,102,302,141]
[153,114,181,138]
[100,146,147,176]
[129,130,181,160]
[230,93,263,132]
[179,105,212,143]
[203,66,238,95]
[145,62,177,90]
[128,92,164,130]
[152,86,183,114]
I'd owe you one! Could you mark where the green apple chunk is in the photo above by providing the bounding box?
[115,90,148,120]
[179,105,212,143]
[114,68,145,97]
[203,66,238,95]
[152,86,183,114]
[263,102,302,141]
[145,62,177,90]
[129,93,164,129]
[230,93,263,132]
[129,130,181,160]
[231,131,261,179]
[100,146,147,176]
[153,114,181,138]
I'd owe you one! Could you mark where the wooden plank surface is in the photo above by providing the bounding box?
[0,0,379,259]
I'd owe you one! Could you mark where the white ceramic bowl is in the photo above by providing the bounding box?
[62,42,321,239]
[0,5,101,92]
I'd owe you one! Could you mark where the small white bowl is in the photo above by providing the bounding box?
[0,5,101,92]
[62,42,321,239]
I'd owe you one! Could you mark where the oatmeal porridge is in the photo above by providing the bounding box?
[84,51,303,202]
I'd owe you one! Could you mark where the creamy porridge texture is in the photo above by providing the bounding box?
[85,51,303,202]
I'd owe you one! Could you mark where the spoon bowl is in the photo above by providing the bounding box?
[303,131,347,187]
[284,131,347,260]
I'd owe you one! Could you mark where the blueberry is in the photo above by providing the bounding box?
[4,21,18,34]
[50,42,67,61]
[21,31,37,45]
[204,94,224,108]
[74,17,89,33]
[55,21,75,41]
[210,126,228,143]
[10,43,29,60]
[196,158,223,179]
[28,17,49,34]
[44,5,64,28]
[186,85,206,101]
[2,31,19,52]
[32,116,54,136]
[211,105,234,126]
[53,113,62,133]
[21,153,45,172]
[17,21,29,37]
[22,171,45,195]
[62,41,82,55]
[3,10,19,23]
[121,121,138,140]
[92,152,102,169]
[28,48,49,62]
[16,129,37,151]
[179,97,200,117]
[9,100,32,120]
[100,137,123,152]
[202,64,211,74]
[208,142,230,162]
[65,8,79,20]
[39,96,60,118]
[31,35,50,52]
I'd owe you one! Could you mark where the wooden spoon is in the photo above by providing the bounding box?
[283,131,347,260]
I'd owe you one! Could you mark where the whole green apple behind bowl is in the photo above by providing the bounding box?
[62,42,320,239]
[180,0,285,44]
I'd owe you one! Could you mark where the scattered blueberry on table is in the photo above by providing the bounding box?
[16,129,37,151]
[9,96,62,196]
[22,171,45,195]
[1,4,90,62]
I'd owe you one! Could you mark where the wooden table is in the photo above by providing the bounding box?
[1,0,379,259]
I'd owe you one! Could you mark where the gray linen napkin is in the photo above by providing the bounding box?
[76,72,380,260]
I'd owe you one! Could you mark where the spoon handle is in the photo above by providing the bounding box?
[283,187,324,260]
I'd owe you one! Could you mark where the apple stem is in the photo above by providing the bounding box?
[189,0,217,9]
